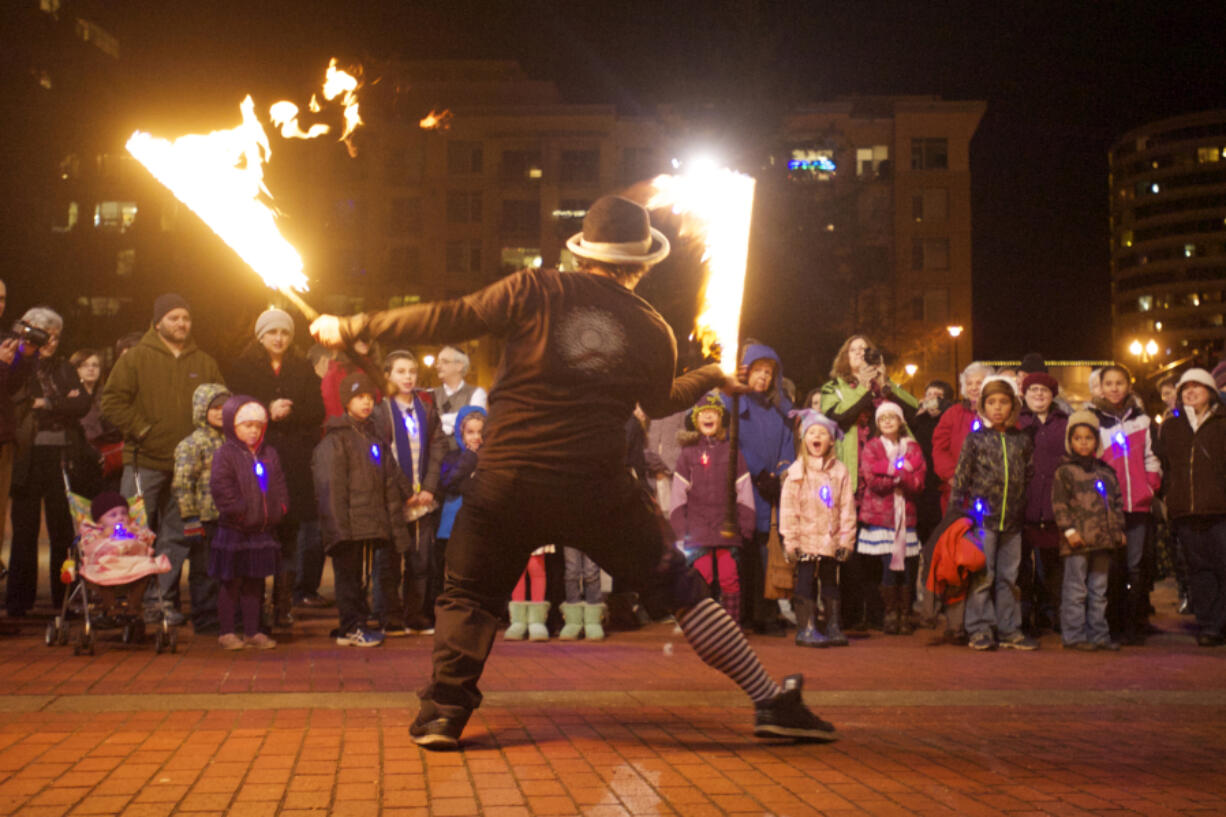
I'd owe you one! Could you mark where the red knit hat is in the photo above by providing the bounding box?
[1021,371,1059,397]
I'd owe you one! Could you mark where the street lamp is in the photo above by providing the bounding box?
[1129,338,1160,366]
[946,325,964,378]
[904,363,918,379]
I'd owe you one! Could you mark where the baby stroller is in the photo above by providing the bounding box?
[44,467,178,655]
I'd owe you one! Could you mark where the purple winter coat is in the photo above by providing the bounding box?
[210,396,289,536]
[670,432,755,548]
[1018,407,1069,525]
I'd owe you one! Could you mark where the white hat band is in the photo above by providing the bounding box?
[577,236,652,256]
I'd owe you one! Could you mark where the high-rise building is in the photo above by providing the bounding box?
[1110,111,1226,371]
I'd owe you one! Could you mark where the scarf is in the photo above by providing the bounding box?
[881,435,908,570]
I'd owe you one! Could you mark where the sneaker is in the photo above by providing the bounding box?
[382,622,410,637]
[1095,639,1122,652]
[218,633,244,651]
[998,631,1040,651]
[1063,641,1096,652]
[245,632,277,650]
[337,628,384,647]
[410,701,469,749]
[1196,632,1225,647]
[753,675,836,742]
[296,593,332,608]
[162,607,186,626]
[406,616,435,635]
[968,631,996,651]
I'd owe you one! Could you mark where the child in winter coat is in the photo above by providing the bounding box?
[780,410,856,647]
[371,350,447,636]
[80,491,170,622]
[208,396,289,650]
[669,393,755,624]
[1156,369,1226,647]
[1052,410,1126,651]
[313,372,411,647]
[171,382,230,633]
[1091,364,1162,644]
[856,402,927,635]
[950,375,1036,651]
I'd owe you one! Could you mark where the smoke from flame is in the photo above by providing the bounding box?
[647,168,756,374]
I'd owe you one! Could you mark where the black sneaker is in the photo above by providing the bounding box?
[753,675,836,742]
[410,701,469,750]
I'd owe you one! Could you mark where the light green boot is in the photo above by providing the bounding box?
[582,602,607,641]
[526,601,551,641]
[504,601,528,640]
[559,602,585,640]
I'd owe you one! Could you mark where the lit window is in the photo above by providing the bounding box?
[1154,321,1163,331]
[93,201,137,232]
[1188,293,1201,306]
[1184,244,1197,258]
[1137,295,1152,312]
[39,0,61,15]
[1197,146,1221,164]
[856,145,889,177]
[1150,183,1160,194]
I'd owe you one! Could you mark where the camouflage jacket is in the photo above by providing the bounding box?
[171,383,230,523]
[1051,456,1127,556]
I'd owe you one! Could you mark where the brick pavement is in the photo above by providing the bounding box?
[0,579,1223,816]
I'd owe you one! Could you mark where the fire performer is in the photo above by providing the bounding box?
[312,195,834,748]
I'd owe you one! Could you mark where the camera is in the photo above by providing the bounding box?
[863,347,883,366]
[5,321,51,348]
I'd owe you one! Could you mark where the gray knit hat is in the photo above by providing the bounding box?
[254,308,294,340]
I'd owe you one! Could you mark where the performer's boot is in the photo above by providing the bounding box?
[559,602,585,640]
[526,601,551,641]
[824,598,849,647]
[899,585,916,635]
[503,601,528,640]
[582,602,607,641]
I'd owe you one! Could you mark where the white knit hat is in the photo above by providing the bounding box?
[234,401,268,426]
[875,401,905,425]
[254,308,294,340]
[1176,368,1217,398]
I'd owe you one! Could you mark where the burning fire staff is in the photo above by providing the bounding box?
[312,195,835,749]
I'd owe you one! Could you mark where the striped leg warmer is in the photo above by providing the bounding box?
[679,598,783,704]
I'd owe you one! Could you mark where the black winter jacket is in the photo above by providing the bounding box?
[1157,396,1226,519]
[950,424,1034,533]
[11,355,93,490]
[312,415,411,552]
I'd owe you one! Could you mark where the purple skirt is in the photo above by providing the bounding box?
[208,527,280,581]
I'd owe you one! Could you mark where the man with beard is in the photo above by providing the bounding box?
[312,195,835,749]
[102,294,224,625]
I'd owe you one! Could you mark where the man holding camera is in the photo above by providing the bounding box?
[101,294,224,626]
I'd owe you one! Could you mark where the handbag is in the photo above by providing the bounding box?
[763,507,795,599]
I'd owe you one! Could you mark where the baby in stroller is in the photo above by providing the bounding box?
[78,492,170,627]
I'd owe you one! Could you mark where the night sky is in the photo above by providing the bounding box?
[56,1,1226,363]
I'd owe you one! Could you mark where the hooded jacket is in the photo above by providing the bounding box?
[172,383,231,523]
[1017,405,1070,525]
[100,327,224,471]
[227,343,326,521]
[209,395,289,536]
[1156,387,1226,519]
[669,429,755,548]
[312,411,411,551]
[1091,396,1161,513]
[1051,417,1127,556]
[726,343,794,531]
[949,386,1034,532]
[437,405,485,540]
[779,453,856,559]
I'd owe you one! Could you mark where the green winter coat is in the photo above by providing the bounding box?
[1051,456,1127,556]
[818,376,917,490]
[100,328,225,471]
[171,383,230,524]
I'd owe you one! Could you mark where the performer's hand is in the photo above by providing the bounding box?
[719,368,751,396]
[309,315,345,349]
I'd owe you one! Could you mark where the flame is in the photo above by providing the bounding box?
[124,59,365,296]
[268,101,330,140]
[647,166,756,374]
[419,108,453,130]
[126,96,308,293]
[322,57,362,142]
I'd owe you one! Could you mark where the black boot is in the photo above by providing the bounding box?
[823,597,849,647]
[273,569,295,629]
[882,586,900,635]
[793,597,827,648]
[899,585,915,635]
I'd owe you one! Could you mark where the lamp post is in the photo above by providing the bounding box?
[947,325,964,380]
[1128,338,1160,368]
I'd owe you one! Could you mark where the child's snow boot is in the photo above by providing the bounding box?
[582,602,607,641]
[526,601,551,641]
[559,602,585,640]
[504,601,529,640]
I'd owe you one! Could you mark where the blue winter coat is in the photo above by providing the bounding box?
[722,343,794,532]
[437,405,485,539]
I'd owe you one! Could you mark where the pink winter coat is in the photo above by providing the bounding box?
[1092,398,1162,513]
[779,455,857,559]
[857,436,927,528]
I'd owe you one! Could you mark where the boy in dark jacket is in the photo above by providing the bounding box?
[1052,410,1126,651]
[371,350,447,635]
[312,372,410,647]
[950,375,1036,651]
[1156,368,1226,647]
